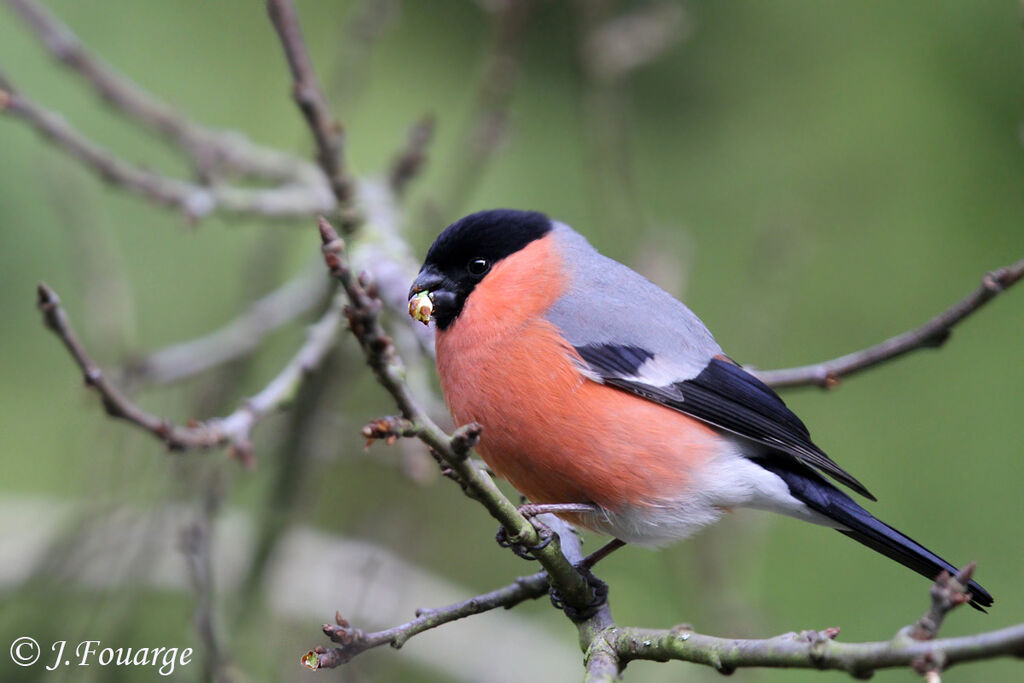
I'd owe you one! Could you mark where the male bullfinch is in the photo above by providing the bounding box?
[408,209,992,609]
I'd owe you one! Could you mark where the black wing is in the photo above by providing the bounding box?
[574,344,875,500]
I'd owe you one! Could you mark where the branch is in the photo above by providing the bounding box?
[754,258,1024,389]
[0,74,334,219]
[36,283,344,463]
[302,513,589,669]
[310,217,597,665]
[180,468,235,682]
[6,0,324,185]
[596,622,1024,678]
[125,264,331,386]
[266,0,359,229]
[388,114,435,198]
[302,570,550,669]
[426,0,533,219]
[570,564,1024,679]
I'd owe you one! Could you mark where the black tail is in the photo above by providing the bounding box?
[759,457,993,610]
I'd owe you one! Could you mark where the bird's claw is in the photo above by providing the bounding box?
[495,523,553,560]
[549,567,609,621]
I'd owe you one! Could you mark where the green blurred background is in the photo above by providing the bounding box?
[1,1,1022,681]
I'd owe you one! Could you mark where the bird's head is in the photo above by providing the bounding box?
[409,209,552,330]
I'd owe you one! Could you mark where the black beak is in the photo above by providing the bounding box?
[409,265,446,300]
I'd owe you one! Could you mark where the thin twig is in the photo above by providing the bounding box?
[388,114,435,198]
[904,563,978,678]
[909,563,977,642]
[426,0,533,220]
[754,258,1024,389]
[329,0,399,106]
[267,0,360,229]
[351,180,438,355]
[302,570,550,669]
[125,264,331,386]
[6,0,324,185]
[0,75,334,219]
[574,1,686,238]
[36,283,345,463]
[302,515,601,670]
[235,346,346,626]
[180,467,236,682]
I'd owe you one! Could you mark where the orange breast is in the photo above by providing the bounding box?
[435,235,722,512]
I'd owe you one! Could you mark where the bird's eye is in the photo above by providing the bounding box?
[467,257,490,276]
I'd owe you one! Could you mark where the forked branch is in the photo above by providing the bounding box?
[36,283,345,463]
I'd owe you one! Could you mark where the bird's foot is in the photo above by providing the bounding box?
[549,565,609,621]
[495,521,553,560]
[495,502,599,560]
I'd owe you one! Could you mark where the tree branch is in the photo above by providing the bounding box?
[598,621,1024,678]
[5,0,324,185]
[302,570,550,669]
[311,216,597,664]
[36,283,345,463]
[0,74,334,219]
[388,114,435,198]
[125,263,331,386]
[754,258,1024,389]
[570,563,1024,679]
[266,0,359,229]
[426,0,533,220]
[301,513,589,670]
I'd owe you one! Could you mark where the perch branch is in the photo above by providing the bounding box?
[592,621,1024,678]
[570,564,1024,679]
[307,216,597,670]
[36,283,345,463]
[754,258,1024,389]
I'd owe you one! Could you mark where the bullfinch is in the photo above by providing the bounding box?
[408,209,992,609]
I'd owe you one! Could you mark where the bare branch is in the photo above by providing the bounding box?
[754,258,1024,389]
[905,564,979,678]
[388,114,435,198]
[427,0,533,219]
[0,75,334,219]
[353,179,437,354]
[910,564,977,642]
[267,0,360,229]
[303,514,594,670]
[329,0,399,105]
[180,469,237,682]
[302,570,550,670]
[313,217,597,648]
[125,264,331,386]
[36,283,344,463]
[567,565,1024,679]
[5,0,324,185]
[579,2,686,85]
[598,621,1024,678]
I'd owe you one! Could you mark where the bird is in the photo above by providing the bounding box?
[407,208,992,609]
